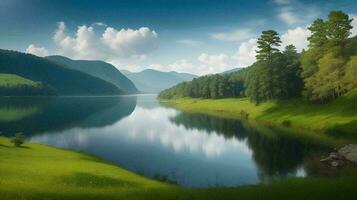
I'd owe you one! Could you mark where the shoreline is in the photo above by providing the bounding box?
[158,94,357,146]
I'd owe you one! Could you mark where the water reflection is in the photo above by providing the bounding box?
[0,96,136,135]
[0,95,329,187]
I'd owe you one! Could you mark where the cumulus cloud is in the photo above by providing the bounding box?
[232,38,258,67]
[101,27,158,58]
[168,59,197,73]
[25,44,49,57]
[198,53,229,68]
[51,21,159,61]
[281,26,310,52]
[53,21,101,60]
[211,28,255,41]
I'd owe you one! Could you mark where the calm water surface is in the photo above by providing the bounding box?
[0,95,329,187]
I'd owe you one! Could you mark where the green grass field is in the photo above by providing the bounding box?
[1,136,357,200]
[0,73,41,88]
[160,89,357,140]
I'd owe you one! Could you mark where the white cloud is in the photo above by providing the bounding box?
[177,39,202,46]
[25,44,49,57]
[52,21,159,61]
[232,38,258,67]
[198,53,229,68]
[275,0,318,26]
[101,27,158,58]
[351,14,357,36]
[278,7,301,25]
[169,59,197,74]
[211,28,255,41]
[281,26,310,52]
[93,22,107,27]
[53,21,101,60]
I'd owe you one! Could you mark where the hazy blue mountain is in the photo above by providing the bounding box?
[0,49,121,95]
[122,69,198,93]
[46,55,138,94]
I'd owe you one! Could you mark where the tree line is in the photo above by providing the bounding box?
[159,11,357,104]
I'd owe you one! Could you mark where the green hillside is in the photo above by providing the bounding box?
[122,69,197,93]
[0,73,54,96]
[0,50,121,96]
[46,56,138,94]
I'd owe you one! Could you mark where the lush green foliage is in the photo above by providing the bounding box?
[159,11,356,104]
[46,56,138,94]
[0,50,121,96]
[0,73,54,96]
[302,11,356,102]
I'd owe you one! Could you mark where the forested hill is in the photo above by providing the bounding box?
[122,69,197,93]
[0,49,121,96]
[46,56,138,94]
[159,11,357,104]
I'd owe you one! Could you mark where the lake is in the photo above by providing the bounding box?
[0,95,330,187]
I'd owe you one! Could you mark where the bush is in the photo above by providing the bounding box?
[240,110,249,120]
[282,120,292,127]
[11,133,25,147]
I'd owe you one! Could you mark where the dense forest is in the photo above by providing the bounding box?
[159,11,357,104]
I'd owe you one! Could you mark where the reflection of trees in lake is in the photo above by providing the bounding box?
[0,96,137,136]
[170,112,329,180]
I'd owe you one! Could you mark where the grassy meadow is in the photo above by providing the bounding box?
[1,136,357,200]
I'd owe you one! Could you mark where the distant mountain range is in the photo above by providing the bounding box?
[0,49,198,96]
[121,69,198,93]
[46,55,138,94]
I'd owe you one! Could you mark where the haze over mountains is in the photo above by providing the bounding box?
[122,69,198,93]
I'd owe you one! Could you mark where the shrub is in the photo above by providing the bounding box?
[282,120,292,127]
[240,110,249,120]
[11,133,25,147]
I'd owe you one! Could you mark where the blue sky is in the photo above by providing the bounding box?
[0,0,356,75]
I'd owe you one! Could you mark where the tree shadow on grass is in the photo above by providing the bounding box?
[260,97,357,119]
[59,172,140,188]
[325,120,357,140]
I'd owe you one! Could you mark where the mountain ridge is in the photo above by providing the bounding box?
[121,69,198,93]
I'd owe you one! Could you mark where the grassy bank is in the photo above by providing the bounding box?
[160,90,357,142]
[1,137,357,200]
[0,137,176,200]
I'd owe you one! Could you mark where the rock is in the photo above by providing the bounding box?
[338,144,357,162]
[329,152,340,160]
[330,161,339,168]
